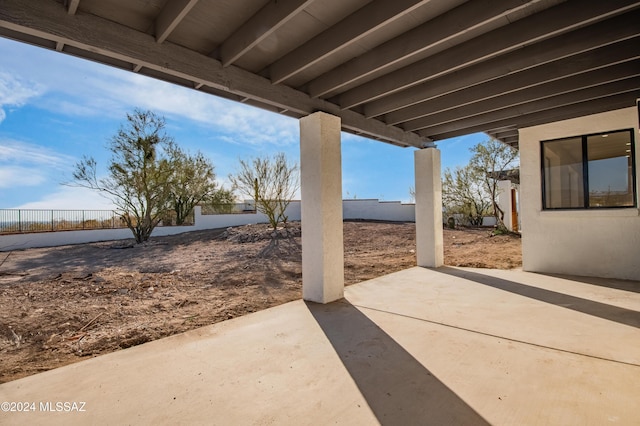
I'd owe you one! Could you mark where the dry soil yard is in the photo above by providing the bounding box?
[0,221,521,383]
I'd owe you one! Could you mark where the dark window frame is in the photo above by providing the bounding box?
[540,129,637,210]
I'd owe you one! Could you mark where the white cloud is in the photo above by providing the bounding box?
[0,138,75,169]
[0,165,47,188]
[0,71,44,122]
[13,186,116,210]
[23,60,300,147]
[101,73,300,147]
[0,139,76,192]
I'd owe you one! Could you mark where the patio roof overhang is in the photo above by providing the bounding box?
[1,0,638,149]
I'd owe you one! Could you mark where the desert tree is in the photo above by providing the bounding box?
[166,145,225,225]
[71,109,176,243]
[469,138,519,229]
[229,152,299,229]
[206,188,237,214]
[442,164,492,226]
[442,139,519,228]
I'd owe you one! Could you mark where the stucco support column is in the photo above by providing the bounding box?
[414,147,444,267]
[497,180,513,231]
[300,112,344,303]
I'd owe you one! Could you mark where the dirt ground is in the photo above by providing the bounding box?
[0,221,521,383]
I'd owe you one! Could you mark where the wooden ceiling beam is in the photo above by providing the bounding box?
[399,54,640,131]
[4,0,638,150]
[66,0,80,15]
[415,79,640,135]
[424,91,639,141]
[364,10,640,118]
[489,130,519,140]
[446,93,632,140]
[500,136,519,144]
[0,0,425,147]
[486,127,520,147]
[220,0,313,67]
[269,0,430,85]
[307,0,534,98]
[339,0,640,110]
[155,0,199,44]
[388,48,640,126]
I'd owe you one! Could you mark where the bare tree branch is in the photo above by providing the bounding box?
[229,153,299,230]
[443,138,518,228]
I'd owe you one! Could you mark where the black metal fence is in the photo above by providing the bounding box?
[0,209,126,234]
[0,205,256,235]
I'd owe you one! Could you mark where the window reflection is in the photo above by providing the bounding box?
[541,129,636,209]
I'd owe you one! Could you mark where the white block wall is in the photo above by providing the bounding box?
[342,199,415,222]
[0,200,415,251]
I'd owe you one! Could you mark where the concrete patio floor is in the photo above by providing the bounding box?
[1,266,639,425]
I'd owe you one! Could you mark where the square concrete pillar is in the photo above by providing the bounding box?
[299,112,344,303]
[414,147,444,268]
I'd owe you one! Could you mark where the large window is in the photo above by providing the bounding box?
[542,129,636,209]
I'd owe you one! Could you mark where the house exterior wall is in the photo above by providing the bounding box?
[497,180,514,231]
[519,107,640,281]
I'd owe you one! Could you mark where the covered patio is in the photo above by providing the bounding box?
[1,0,638,287]
[1,1,639,422]
[1,267,638,424]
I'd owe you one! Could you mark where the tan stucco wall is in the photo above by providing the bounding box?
[519,107,640,281]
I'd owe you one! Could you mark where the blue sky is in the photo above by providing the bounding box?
[0,37,486,210]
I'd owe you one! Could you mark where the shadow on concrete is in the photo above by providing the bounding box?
[307,300,489,426]
[436,267,640,329]
[538,273,640,294]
